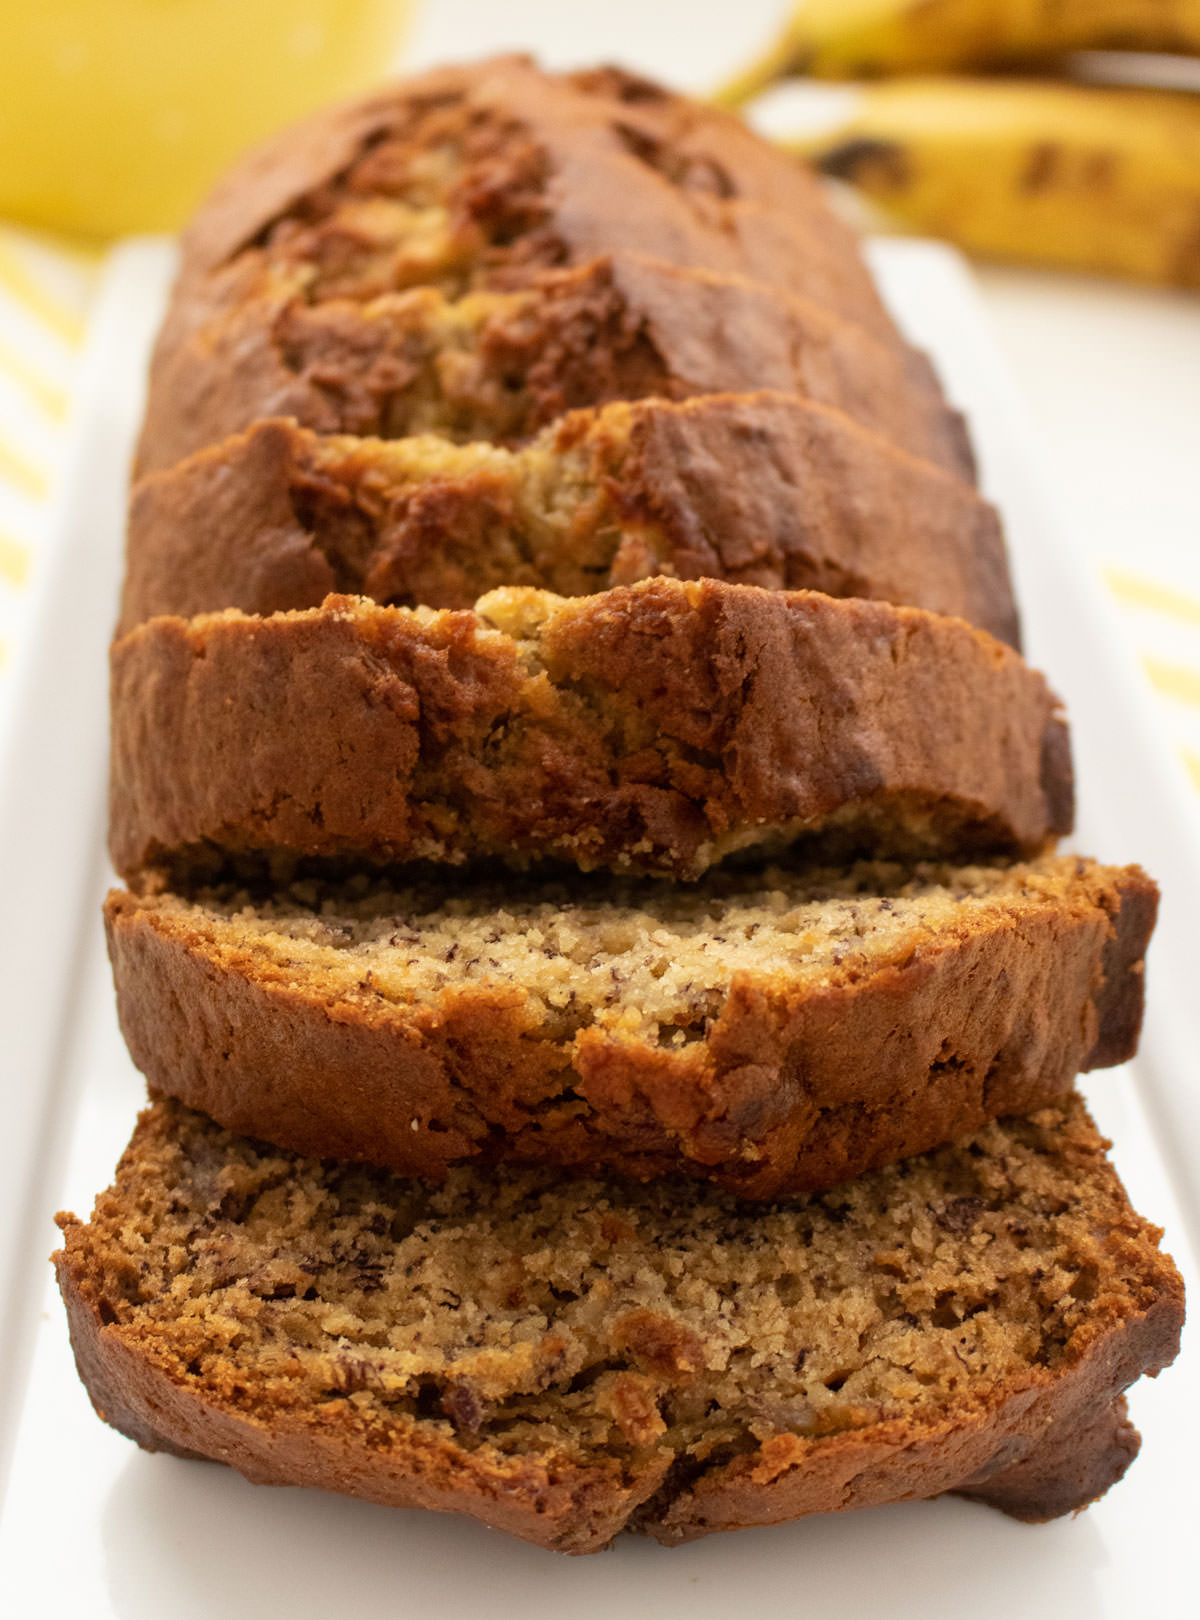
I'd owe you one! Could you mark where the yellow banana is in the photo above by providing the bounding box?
[778,79,1200,288]
[715,0,1200,104]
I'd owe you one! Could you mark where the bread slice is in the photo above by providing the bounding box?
[165,57,898,347]
[105,854,1155,1197]
[108,579,1071,886]
[122,395,1011,644]
[134,252,973,481]
[55,1095,1184,1553]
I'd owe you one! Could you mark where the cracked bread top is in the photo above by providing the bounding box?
[123,394,1010,640]
[138,59,973,480]
[134,251,974,479]
[168,57,897,336]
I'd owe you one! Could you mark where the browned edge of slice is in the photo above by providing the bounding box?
[54,1255,1181,1551]
[54,1252,663,1552]
[650,1321,1177,1545]
[121,394,1010,642]
[103,858,1157,1197]
[53,1098,1184,1553]
[134,252,973,482]
[108,580,1072,885]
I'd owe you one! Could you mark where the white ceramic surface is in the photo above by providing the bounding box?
[0,237,1195,1617]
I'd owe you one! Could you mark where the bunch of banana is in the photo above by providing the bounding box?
[716,3,1200,287]
[716,0,1200,104]
[779,79,1200,287]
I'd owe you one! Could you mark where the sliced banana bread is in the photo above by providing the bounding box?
[108,580,1071,886]
[55,1095,1183,1553]
[134,253,973,480]
[105,854,1154,1196]
[122,395,1010,640]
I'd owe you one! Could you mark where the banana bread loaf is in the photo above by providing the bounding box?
[133,252,973,480]
[122,394,1010,639]
[108,580,1072,886]
[105,854,1154,1196]
[69,48,1179,1568]
[55,1095,1184,1553]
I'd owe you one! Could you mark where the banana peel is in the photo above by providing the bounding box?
[715,0,1200,104]
[779,79,1200,288]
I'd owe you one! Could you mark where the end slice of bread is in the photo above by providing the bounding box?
[55,1095,1184,1553]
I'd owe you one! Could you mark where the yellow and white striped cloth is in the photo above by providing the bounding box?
[1104,567,1200,797]
[0,224,99,699]
[0,225,1197,808]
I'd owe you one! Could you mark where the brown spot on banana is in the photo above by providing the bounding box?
[1173,213,1200,288]
[1084,150,1119,190]
[1023,143,1121,197]
[815,137,912,193]
[1020,142,1060,195]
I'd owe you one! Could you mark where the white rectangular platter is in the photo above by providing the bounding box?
[0,237,1195,1620]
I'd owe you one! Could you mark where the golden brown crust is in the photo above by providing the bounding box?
[103,860,1156,1197]
[168,57,896,335]
[133,253,973,481]
[53,1098,1185,1553]
[107,580,1072,884]
[121,395,1012,642]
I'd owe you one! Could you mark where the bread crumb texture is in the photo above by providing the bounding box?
[56,1096,1182,1549]
[132,855,1122,1038]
